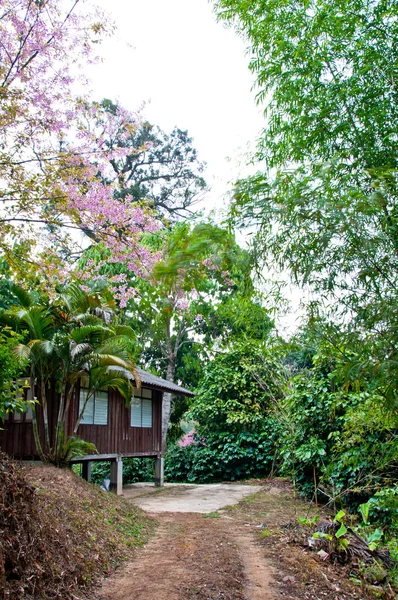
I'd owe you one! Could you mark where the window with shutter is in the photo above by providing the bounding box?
[131,397,142,427]
[130,389,152,428]
[94,391,108,425]
[142,398,152,427]
[79,388,108,425]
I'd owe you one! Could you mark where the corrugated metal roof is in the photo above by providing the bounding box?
[108,366,195,397]
[135,368,195,396]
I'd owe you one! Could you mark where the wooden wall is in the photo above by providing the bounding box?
[0,384,163,459]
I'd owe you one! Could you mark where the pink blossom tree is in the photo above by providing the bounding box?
[0,0,159,288]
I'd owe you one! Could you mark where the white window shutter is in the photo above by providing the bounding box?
[131,397,142,427]
[79,389,94,424]
[94,391,108,425]
[142,399,152,428]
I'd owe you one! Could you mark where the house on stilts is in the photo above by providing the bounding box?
[0,367,195,495]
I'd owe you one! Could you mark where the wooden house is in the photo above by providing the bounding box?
[0,368,194,494]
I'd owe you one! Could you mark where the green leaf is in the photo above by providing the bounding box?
[335,523,347,538]
[334,510,345,524]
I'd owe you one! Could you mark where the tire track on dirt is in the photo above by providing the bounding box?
[96,512,276,600]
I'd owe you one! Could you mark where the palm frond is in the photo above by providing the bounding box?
[88,367,134,402]
[114,325,136,339]
[89,353,135,371]
[69,342,93,360]
[53,425,98,466]
[69,325,113,345]
[27,339,54,355]
[0,311,19,328]
[8,282,33,308]
[13,343,31,359]
[16,307,54,340]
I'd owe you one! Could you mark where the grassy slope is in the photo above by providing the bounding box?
[0,454,153,599]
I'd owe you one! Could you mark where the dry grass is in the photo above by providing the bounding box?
[0,453,153,599]
[226,479,396,600]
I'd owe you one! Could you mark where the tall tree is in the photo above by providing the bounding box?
[214,0,398,405]
[0,1,159,288]
[79,221,272,447]
[97,99,208,222]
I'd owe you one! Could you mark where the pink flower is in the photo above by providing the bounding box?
[178,430,196,447]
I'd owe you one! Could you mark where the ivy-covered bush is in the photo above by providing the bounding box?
[165,341,286,483]
[165,427,278,483]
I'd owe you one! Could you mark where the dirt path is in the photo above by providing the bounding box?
[98,512,275,600]
[95,482,368,600]
[122,482,263,513]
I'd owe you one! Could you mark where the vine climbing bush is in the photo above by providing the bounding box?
[165,342,286,483]
[165,427,279,483]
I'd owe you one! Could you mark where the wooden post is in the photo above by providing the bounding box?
[82,461,92,483]
[110,457,123,495]
[154,456,164,487]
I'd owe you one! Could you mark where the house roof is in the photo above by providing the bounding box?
[108,366,195,397]
[136,368,195,397]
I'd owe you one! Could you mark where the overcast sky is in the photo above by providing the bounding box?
[85,0,304,331]
[87,0,263,218]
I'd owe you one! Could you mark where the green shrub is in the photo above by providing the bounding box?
[90,458,154,485]
[165,427,277,483]
[367,487,398,532]
[165,342,285,484]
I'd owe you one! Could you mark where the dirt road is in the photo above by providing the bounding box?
[95,482,365,600]
[98,512,274,600]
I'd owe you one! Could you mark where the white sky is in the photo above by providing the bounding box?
[87,0,264,217]
[84,0,303,333]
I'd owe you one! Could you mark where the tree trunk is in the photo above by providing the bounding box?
[57,382,67,430]
[161,358,176,451]
[40,377,51,453]
[30,374,46,463]
[73,390,94,434]
[53,381,68,463]
[161,312,188,450]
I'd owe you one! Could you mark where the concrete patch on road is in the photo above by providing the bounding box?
[122,482,263,513]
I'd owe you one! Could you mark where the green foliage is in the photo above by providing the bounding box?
[53,428,98,469]
[214,0,398,410]
[0,282,136,464]
[277,368,357,496]
[326,396,398,506]
[0,327,29,420]
[165,428,277,483]
[276,334,398,503]
[366,487,398,534]
[90,458,153,485]
[189,341,285,431]
[165,342,285,483]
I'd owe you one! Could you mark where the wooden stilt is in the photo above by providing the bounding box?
[110,457,123,495]
[154,456,164,487]
[82,460,92,482]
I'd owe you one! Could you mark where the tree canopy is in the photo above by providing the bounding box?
[214,0,398,406]
[98,100,208,222]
